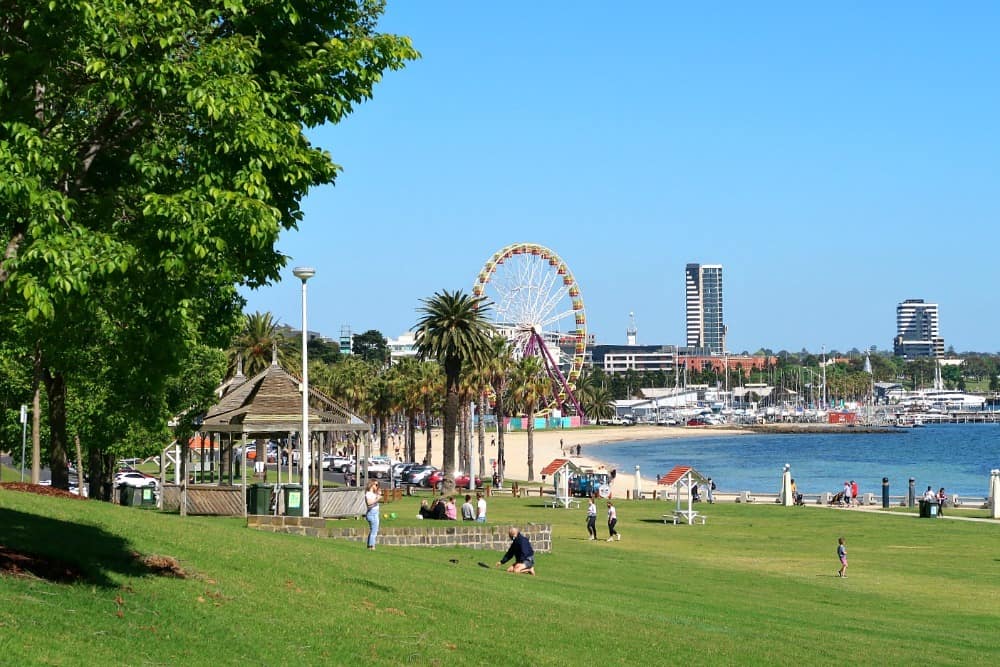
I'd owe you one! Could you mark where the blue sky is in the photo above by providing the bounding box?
[244,1,1000,354]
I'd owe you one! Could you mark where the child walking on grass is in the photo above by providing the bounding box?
[837,537,848,578]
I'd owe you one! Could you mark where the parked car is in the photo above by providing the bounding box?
[403,465,437,486]
[114,471,158,488]
[392,462,417,482]
[428,470,482,490]
[365,456,393,479]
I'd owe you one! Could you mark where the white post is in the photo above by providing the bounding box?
[634,465,641,499]
[782,463,793,506]
[19,404,27,482]
[293,266,316,518]
[990,469,1000,520]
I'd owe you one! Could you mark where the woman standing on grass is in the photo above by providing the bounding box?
[837,537,847,578]
[586,497,598,540]
[365,481,381,550]
[606,501,620,542]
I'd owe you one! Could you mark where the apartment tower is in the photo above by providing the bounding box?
[685,263,725,355]
[893,299,944,358]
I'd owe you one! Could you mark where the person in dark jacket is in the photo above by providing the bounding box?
[496,526,536,575]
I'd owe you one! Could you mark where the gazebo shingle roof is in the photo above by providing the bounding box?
[201,362,368,436]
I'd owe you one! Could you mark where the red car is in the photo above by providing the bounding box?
[427,471,482,490]
[686,418,709,427]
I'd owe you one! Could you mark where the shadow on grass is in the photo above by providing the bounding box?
[0,508,165,588]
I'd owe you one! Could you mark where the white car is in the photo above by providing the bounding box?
[364,457,393,479]
[114,471,158,488]
[323,455,356,473]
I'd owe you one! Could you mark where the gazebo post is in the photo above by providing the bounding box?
[317,432,324,520]
[241,430,248,519]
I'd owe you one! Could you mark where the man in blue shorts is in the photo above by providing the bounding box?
[496,526,536,575]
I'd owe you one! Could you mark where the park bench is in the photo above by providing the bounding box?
[545,496,581,509]
[663,510,707,525]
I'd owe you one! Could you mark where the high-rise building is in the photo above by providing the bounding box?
[893,299,944,358]
[685,263,725,355]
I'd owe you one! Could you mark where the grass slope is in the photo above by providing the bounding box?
[1,489,998,666]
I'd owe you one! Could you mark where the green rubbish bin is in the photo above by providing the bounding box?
[118,484,135,506]
[918,499,940,518]
[247,483,273,515]
[282,484,303,515]
[136,485,157,508]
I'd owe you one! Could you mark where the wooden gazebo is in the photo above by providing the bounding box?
[161,354,369,517]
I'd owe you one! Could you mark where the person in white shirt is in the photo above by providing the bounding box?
[476,493,487,522]
[364,480,380,550]
[586,498,598,540]
[606,501,620,541]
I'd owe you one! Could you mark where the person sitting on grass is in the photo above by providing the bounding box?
[496,526,536,575]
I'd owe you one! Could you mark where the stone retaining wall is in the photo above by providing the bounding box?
[247,516,551,552]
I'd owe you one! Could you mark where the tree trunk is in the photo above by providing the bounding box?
[379,415,388,456]
[458,405,467,472]
[477,394,486,479]
[42,369,69,489]
[74,434,85,496]
[441,360,460,494]
[526,407,535,482]
[31,348,42,484]
[407,411,417,462]
[422,397,433,465]
[495,393,506,485]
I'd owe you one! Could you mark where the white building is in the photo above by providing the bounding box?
[387,332,418,363]
[893,299,944,358]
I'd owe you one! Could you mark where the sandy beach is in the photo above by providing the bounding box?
[422,425,752,497]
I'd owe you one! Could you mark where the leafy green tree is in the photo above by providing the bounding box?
[414,290,493,493]
[0,1,417,488]
[353,329,389,366]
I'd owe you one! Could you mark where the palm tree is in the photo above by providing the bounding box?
[510,355,549,482]
[583,385,615,422]
[391,358,424,462]
[415,361,443,464]
[482,336,514,483]
[414,290,493,493]
[228,311,284,377]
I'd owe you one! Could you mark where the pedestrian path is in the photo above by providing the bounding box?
[813,503,998,524]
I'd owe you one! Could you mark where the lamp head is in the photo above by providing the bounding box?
[292,266,316,282]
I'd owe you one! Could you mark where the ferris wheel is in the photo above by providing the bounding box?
[473,242,586,416]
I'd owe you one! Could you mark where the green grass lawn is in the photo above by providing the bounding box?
[1,489,998,666]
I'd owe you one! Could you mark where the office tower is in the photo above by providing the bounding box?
[685,263,725,354]
[893,299,944,358]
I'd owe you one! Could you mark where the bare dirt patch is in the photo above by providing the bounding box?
[133,552,187,578]
[0,545,85,583]
[0,482,86,500]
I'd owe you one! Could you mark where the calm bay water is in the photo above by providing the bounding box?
[593,423,1000,499]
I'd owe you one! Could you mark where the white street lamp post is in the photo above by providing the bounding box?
[19,404,27,482]
[293,266,316,518]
